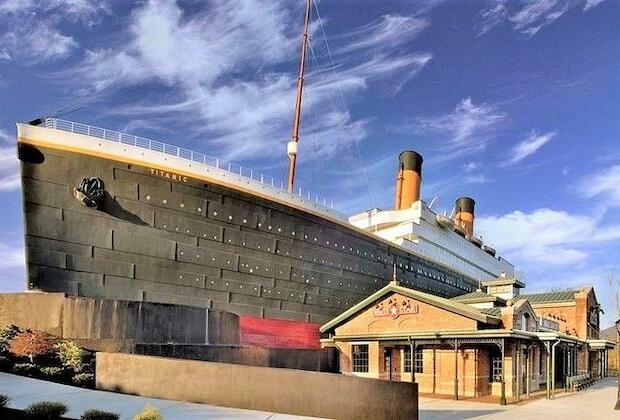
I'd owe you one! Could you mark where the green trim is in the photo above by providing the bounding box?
[319,281,501,333]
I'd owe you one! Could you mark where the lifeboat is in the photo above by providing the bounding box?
[436,214,454,229]
[467,235,483,247]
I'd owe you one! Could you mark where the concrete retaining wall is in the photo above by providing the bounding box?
[134,344,339,372]
[0,293,239,346]
[96,352,418,420]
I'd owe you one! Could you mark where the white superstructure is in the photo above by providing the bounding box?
[349,201,515,282]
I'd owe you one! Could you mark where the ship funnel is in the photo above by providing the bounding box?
[454,197,475,237]
[394,151,423,210]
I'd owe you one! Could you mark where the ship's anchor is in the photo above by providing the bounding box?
[73,177,105,208]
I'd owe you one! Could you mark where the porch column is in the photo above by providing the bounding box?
[567,345,571,388]
[500,339,506,405]
[516,341,521,401]
[562,344,567,389]
[410,341,416,383]
[551,340,560,399]
[454,339,459,401]
[526,345,531,398]
[544,341,551,399]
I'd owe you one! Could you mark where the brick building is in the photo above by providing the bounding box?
[320,275,615,404]
[601,319,619,375]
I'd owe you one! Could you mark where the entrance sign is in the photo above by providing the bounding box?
[373,297,419,319]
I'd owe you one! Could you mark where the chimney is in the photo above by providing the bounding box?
[454,197,475,237]
[394,151,423,210]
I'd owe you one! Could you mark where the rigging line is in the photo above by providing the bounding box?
[306,40,327,192]
[312,0,374,206]
[307,36,372,206]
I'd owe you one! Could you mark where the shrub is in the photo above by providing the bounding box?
[81,409,120,420]
[9,331,53,363]
[24,401,68,419]
[72,372,95,387]
[0,325,21,354]
[13,362,37,374]
[40,366,64,378]
[0,393,9,407]
[133,406,162,420]
[55,341,84,372]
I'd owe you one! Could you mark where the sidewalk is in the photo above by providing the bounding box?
[419,377,618,419]
[0,372,317,419]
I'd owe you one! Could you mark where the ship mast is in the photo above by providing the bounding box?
[287,0,312,193]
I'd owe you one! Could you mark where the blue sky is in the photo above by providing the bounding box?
[0,0,619,326]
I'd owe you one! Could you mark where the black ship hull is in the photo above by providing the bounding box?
[19,141,478,341]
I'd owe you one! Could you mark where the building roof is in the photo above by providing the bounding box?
[517,290,577,305]
[601,322,619,341]
[482,277,525,289]
[319,281,501,333]
[480,307,503,317]
[451,291,506,304]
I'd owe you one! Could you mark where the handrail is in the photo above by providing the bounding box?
[43,118,340,217]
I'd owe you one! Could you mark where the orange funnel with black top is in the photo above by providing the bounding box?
[454,197,475,237]
[394,151,423,210]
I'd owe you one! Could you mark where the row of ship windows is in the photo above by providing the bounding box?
[414,267,474,292]
[145,192,474,293]
[169,272,360,308]
[174,229,473,294]
[143,193,392,263]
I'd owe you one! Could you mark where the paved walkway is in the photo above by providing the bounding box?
[1,371,617,419]
[420,377,619,419]
[0,372,316,419]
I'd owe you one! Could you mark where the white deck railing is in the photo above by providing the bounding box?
[43,118,341,218]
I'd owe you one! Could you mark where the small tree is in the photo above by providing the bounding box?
[0,325,21,354]
[8,330,53,363]
[133,406,162,420]
[24,401,68,418]
[55,340,84,372]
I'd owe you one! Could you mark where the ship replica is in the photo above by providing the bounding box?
[15,0,514,345]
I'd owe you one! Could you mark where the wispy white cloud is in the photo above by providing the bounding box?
[0,128,19,192]
[463,174,489,184]
[0,0,110,63]
[0,146,20,192]
[1,24,78,62]
[338,14,429,54]
[477,0,608,36]
[0,240,24,269]
[0,128,12,143]
[477,1,509,35]
[70,0,432,162]
[578,164,620,207]
[0,0,107,18]
[416,97,506,161]
[583,0,608,11]
[506,130,556,165]
[477,208,620,266]
[463,162,479,172]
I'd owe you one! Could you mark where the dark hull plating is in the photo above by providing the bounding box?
[20,144,477,325]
